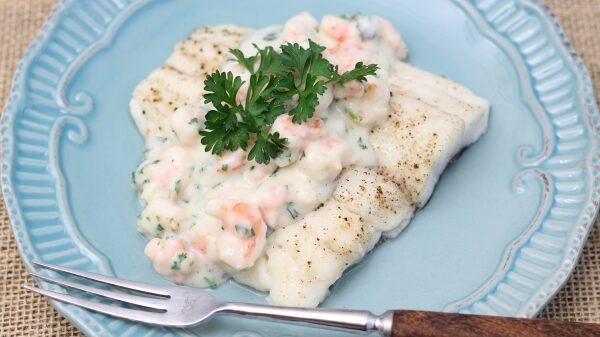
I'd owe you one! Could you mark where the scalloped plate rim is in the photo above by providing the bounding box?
[1,0,599,336]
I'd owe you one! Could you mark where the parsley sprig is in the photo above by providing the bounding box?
[200,40,378,164]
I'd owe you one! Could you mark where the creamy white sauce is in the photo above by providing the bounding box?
[132,13,407,288]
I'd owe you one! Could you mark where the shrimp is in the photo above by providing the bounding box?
[270,115,327,152]
[258,184,287,227]
[333,80,366,100]
[324,39,373,73]
[282,12,319,43]
[189,216,222,257]
[299,136,351,182]
[319,15,361,43]
[336,77,391,126]
[376,17,408,59]
[138,146,190,201]
[145,238,195,283]
[213,201,267,270]
[314,86,334,118]
[140,198,186,234]
[215,148,246,173]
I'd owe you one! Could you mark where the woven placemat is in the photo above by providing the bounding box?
[1,1,599,336]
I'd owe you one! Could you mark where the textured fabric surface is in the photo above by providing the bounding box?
[0,0,598,336]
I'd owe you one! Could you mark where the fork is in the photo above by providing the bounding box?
[25,261,600,337]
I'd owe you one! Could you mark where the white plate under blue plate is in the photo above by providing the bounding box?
[2,0,599,336]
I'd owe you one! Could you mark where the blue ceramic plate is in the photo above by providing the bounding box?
[2,0,599,336]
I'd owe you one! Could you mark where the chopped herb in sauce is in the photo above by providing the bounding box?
[203,276,218,289]
[358,137,368,150]
[188,117,199,125]
[221,164,229,172]
[344,108,362,122]
[199,41,378,164]
[174,179,182,194]
[339,13,360,21]
[235,224,256,237]
[271,166,280,176]
[171,252,188,270]
[263,32,278,41]
[286,202,300,219]
[156,223,165,236]
[138,159,160,175]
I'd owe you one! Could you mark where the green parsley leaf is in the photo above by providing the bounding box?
[288,74,327,123]
[248,132,287,164]
[203,276,218,289]
[235,224,256,237]
[230,49,257,73]
[331,62,379,83]
[200,40,378,164]
[286,202,299,219]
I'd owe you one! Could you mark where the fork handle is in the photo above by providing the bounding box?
[391,310,600,337]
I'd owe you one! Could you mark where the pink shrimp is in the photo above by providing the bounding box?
[145,238,192,282]
[377,17,408,58]
[320,15,361,43]
[191,235,208,254]
[300,136,351,182]
[270,115,327,151]
[282,12,319,42]
[214,201,267,270]
[333,80,366,99]
[215,149,246,173]
[258,185,287,227]
[337,77,390,125]
[324,39,372,73]
[143,146,187,190]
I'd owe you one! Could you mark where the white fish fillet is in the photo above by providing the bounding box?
[130,25,252,141]
[262,66,489,306]
[266,199,381,307]
[390,62,490,146]
[333,167,414,238]
[371,95,465,207]
[131,22,490,308]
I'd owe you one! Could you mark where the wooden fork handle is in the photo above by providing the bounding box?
[391,310,600,337]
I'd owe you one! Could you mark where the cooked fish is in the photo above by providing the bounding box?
[130,13,490,308]
[130,25,252,141]
[265,199,381,307]
[371,95,465,207]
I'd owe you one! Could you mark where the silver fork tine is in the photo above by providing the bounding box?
[32,261,171,297]
[23,285,171,326]
[31,272,168,311]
